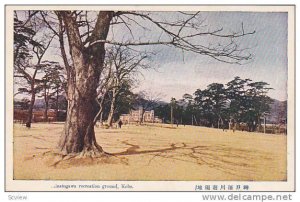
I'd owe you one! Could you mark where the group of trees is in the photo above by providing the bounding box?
[14,11,150,128]
[154,77,274,131]
[14,12,66,125]
[14,10,256,155]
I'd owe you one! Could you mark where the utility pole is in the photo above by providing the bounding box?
[171,105,173,127]
[262,112,269,134]
[170,97,176,127]
[264,116,266,134]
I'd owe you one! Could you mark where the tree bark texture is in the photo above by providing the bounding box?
[58,11,114,154]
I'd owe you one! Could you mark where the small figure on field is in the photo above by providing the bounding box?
[25,122,31,128]
[232,122,236,133]
[118,120,123,129]
[229,120,236,133]
[222,123,226,132]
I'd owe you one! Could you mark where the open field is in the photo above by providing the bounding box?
[13,123,287,181]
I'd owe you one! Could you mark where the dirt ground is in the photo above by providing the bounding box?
[13,123,287,181]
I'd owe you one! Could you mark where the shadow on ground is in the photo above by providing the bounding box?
[106,140,272,179]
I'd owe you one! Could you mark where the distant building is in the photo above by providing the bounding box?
[120,107,162,124]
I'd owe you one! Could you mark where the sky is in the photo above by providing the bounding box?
[130,12,288,102]
[15,11,288,102]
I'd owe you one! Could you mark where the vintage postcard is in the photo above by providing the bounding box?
[5,5,295,191]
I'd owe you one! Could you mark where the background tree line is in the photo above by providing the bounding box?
[153,76,286,132]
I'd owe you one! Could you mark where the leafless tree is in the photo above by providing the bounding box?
[29,10,255,155]
[94,57,114,126]
[105,45,150,127]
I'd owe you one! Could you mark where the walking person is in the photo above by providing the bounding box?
[118,119,123,129]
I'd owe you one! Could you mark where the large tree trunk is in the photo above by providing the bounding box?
[57,11,113,154]
[58,78,102,153]
[107,89,117,127]
[26,83,35,128]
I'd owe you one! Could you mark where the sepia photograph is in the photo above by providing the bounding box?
[5,5,295,191]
